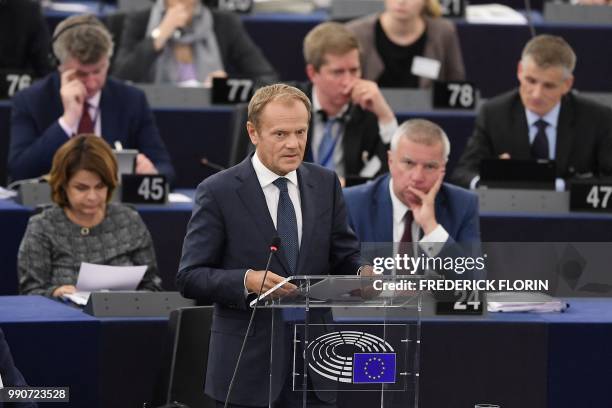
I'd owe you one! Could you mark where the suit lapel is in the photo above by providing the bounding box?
[434,186,450,236]
[555,96,574,176]
[295,165,315,276]
[99,84,118,145]
[235,158,291,275]
[512,96,531,158]
[374,175,394,242]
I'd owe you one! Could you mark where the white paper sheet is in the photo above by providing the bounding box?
[62,291,91,306]
[75,263,147,292]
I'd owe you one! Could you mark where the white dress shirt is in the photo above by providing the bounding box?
[525,102,561,160]
[389,178,449,259]
[311,86,398,178]
[244,152,304,293]
[58,91,102,137]
[251,152,303,244]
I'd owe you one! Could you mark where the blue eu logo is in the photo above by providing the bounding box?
[352,353,396,383]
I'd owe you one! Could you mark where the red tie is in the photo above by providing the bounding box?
[399,210,413,257]
[77,103,94,135]
[400,210,413,243]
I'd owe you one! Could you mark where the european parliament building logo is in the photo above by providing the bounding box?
[353,353,397,383]
[304,330,400,385]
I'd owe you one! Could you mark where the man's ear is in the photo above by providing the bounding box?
[305,64,316,82]
[562,74,574,95]
[246,121,258,146]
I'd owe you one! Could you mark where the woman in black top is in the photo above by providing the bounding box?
[346,0,465,88]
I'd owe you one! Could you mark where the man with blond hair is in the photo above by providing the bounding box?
[451,34,612,189]
[178,84,367,407]
[302,22,397,184]
[9,14,175,183]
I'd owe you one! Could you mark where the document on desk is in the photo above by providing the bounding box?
[62,263,147,306]
[487,292,568,313]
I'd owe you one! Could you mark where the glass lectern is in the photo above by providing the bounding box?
[249,275,423,408]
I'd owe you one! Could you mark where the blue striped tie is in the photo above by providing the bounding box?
[273,177,299,274]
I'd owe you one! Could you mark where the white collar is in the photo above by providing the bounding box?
[251,152,298,189]
[87,91,102,110]
[389,177,410,224]
[525,101,561,128]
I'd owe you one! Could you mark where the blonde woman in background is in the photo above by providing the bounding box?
[346,0,465,88]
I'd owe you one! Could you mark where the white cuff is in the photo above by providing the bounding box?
[58,117,76,138]
[418,224,449,257]
[243,269,252,297]
[378,117,398,145]
[469,175,480,190]
[555,178,566,192]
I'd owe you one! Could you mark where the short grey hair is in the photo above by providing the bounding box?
[520,34,576,79]
[53,14,114,65]
[390,119,450,162]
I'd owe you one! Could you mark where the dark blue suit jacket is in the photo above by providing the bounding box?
[343,173,481,245]
[0,328,37,408]
[177,156,361,406]
[9,72,175,183]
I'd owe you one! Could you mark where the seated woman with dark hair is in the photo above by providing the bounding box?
[346,0,465,88]
[113,0,278,86]
[18,135,162,297]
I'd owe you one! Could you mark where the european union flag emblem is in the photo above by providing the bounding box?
[352,353,396,383]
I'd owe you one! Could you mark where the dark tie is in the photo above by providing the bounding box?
[77,103,94,135]
[531,119,549,159]
[400,210,413,243]
[398,210,413,257]
[273,177,299,274]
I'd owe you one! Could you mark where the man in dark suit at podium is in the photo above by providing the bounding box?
[451,34,612,189]
[177,84,367,407]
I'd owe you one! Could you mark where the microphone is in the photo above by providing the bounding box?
[200,157,226,173]
[523,0,536,38]
[224,237,281,408]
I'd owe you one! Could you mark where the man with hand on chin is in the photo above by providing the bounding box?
[302,22,398,185]
[9,14,175,183]
[344,119,480,262]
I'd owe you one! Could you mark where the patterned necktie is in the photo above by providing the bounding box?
[77,102,94,135]
[531,119,549,159]
[273,177,299,274]
[317,117,339,170]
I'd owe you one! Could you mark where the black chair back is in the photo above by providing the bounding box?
[152,306,216,408]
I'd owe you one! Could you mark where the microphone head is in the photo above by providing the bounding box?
[270,236,281,252]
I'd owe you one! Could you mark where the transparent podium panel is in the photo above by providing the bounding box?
[249,275,425,309]
[250,275,422,408]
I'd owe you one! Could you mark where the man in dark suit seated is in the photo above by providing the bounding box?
[0,328,37,408]
[344,119,480,259]
[301,22,398,186]
[177,84,371,407]
[451,34,612,189]
[9,14,175,183]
